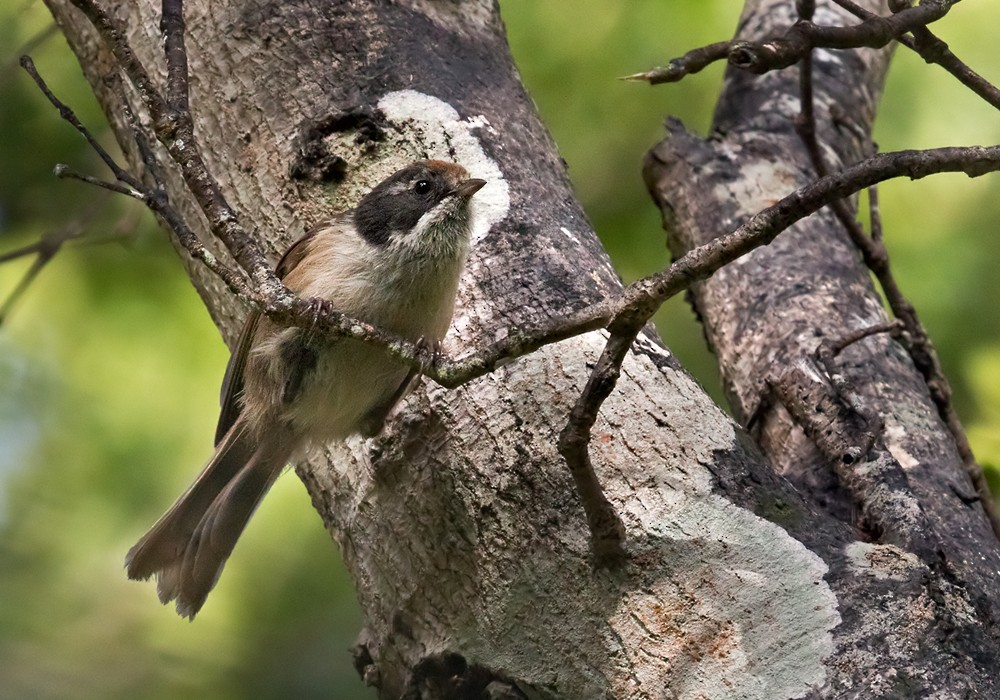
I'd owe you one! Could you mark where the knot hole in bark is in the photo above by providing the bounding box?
[289,106,388,183]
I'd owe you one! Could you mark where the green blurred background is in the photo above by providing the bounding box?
[1,1,998,697]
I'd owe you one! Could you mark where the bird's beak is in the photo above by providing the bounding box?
[453,178,487,198]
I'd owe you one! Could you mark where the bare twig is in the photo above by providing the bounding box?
[20,56,142,190]
[21,56,254,299]
[730,0,959,74]
[907,30,1000,111]
[621,41,731,85]
[868,182,884,243]
[422,143,1000,393]
[822,320,903,359]
[557,326,639,565]
[794,0,818,153]
[119,92,169,193]
[54,164,145,199]
[160,0,191,117]
[630,0,997,111]
[65,0,273,283]
[0,256,50,325]
[0,201,107,325]
[0,230,90,326]
[832,0,1000,111]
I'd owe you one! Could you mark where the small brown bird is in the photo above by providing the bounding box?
[126,160,485,618]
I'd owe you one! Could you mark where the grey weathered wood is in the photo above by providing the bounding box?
[645,0,1000,696]
[44,0,1000,696]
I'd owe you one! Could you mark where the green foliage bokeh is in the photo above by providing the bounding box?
[1,2,998,697]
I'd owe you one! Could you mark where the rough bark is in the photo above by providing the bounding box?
[643,0,1000,696]
[43,0,1000,697]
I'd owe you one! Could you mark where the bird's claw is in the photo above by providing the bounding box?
[306,297,335,330]
[304,297,336,341]
[415,337,440,375]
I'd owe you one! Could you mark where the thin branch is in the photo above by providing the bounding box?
[160,0,192,117]
[630,0,998,112]
[906,30,1000,111]
[795,59,821,164]
[0,240,51,265]
[794,0,818,150]
[417,143,1000,393]
[621,41,731,85]
[0,255,51,326]
[65,0,273,283]
[119,91,169,193]
[557,327,637,566]
[62,0,171,129]
[0,200,108,325]
[832,0,1000,111]
[54,164,145,199]
[22,56,254,300]
[729,0,959,73]
[20,55,142,190]
[823,319,903,358]
[106,72,253,296]
[868,182,884,243]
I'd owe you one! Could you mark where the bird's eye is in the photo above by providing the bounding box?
[414,180,432,195]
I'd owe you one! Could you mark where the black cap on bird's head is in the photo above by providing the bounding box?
[354,160,486,247]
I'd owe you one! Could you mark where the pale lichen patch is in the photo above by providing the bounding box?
[884,418,920,470]
[712,158,800,221]
[377,90,510,245]
[845,541,922,582]
[586,333,840,698]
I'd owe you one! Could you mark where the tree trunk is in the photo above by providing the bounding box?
[44,0,1000,697]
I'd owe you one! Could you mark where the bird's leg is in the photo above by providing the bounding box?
[304,297,336,342]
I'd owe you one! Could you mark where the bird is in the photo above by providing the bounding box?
[125,160,486,618]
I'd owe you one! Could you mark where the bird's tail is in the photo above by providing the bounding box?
[125,418,295,619]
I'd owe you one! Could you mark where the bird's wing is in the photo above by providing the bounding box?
[215,310,260,445]
[214,226,326,445]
